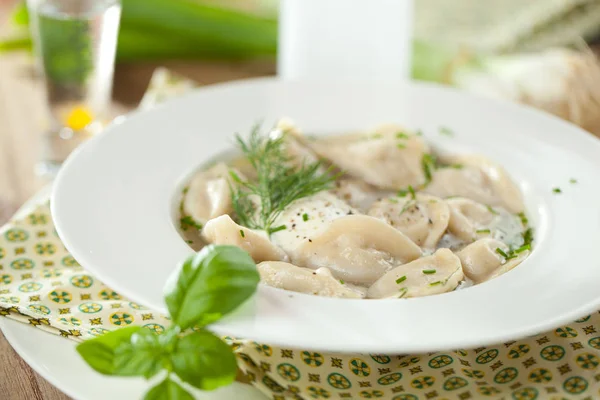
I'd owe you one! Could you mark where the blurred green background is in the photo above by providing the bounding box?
[3,0,600,85]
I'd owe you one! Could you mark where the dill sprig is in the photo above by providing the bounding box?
[230,125,336,235]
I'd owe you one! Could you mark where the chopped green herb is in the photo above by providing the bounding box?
[370,133,383,140]
[182,187,189,194]
[570,178,577,184]
[396,132,409,139]
[395,276,407,284]
[185,240,193,244]
[429,281,442,286]
[439,126,454,136]
[398,287,408,298]
[397,189,408,197]
[397,143,406,149]
[476,229,491,234]
[553,187,562,194]
[268,225,287,234]
[495,247,509,258]
[450,163,463,169]
[302,213,309,221]
[496,247,516,260]
[517,212,528,226]
[421,153,437,185]
[339,280,345,285]
[388,198,399,204]
[522,227,534,247]
[486,205,499,215]
[416,130,423,136]
[514,244,531,253]
[239,229,245,238]
[422,269,436,275]
[408,185,416,200]
[180,216,203,231]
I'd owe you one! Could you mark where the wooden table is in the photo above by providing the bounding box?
[0,1,275,394]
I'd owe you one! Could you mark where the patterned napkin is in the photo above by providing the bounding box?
[1,70,600,400]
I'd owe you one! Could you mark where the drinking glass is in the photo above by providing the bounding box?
[26,0,121,176]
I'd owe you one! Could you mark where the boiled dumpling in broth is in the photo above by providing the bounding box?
[183,162,243,227]
[457,238,529,283]
[258,261,366,298]
[269,192,422,286]
[367,248,464,299]
[446,197,496,243]
[447,197,526,246]
[368,193,450,249]
[273,213,422,286]
[305,124,430,190]
[271,118,323,169]
[180,120,534,301]
[457,238,507,283]
[268,192,358,254]
[332,178,388,213]
[424,155,524,213]
[202,215,289,263]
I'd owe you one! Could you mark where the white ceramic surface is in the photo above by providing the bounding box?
[278,0,413,80]
[52,78,600,354]
[0,318,266,399]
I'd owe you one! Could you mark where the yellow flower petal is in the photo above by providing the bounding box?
[65,106,94,131]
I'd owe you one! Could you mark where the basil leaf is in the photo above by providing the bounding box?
[77,326,170,378]
[144,376,194,400]
[170,329,237,391]
[76,326,141,375]
[164,245,259,329]
[113,328,170,378]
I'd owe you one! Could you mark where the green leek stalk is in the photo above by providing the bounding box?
[1,0,278,61]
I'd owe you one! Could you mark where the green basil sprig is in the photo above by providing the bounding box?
[76,245,260,399]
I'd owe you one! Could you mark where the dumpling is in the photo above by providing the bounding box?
[202,215,288,263]
[271,118,323,169]
[367,248,464,299]
[457,238,529,283]
[446,197,526,245]
[305,124,430,190]
[368,193,449,249]
[183,162,242,227]
[486,251,529,281]
[268,192,357,251]
[269,193,421,285]
[446,197,496,242]
[257,261,366,298]
[272,209,422,285]
[424,155,524,213]
[332,178,390,212]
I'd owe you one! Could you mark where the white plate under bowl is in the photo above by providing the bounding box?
[52,78,600,354]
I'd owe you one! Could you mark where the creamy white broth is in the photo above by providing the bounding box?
[178,121,532,299]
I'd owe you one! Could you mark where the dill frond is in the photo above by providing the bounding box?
[230,124,336,235]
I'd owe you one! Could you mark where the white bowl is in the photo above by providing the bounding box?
[52,78,600,353]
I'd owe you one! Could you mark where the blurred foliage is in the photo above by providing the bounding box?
[2,0,278,61]
[1,0,464,83]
